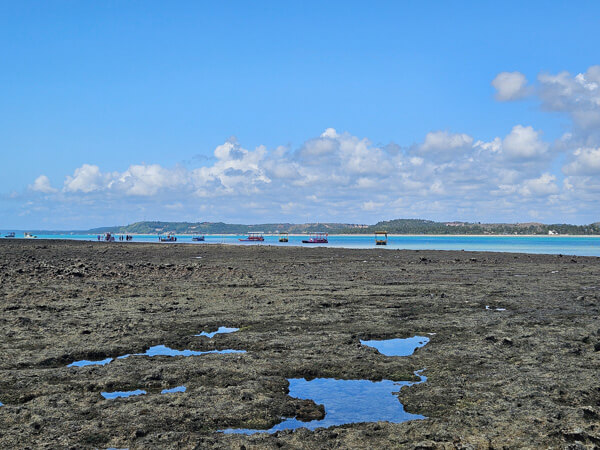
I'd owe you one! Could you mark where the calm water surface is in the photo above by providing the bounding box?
[361,336,430,356]
[161,386,186,394]
[4,233,599,256]
[222,372,427,434]
[101,389,146,400]
[224,337,430,434]
[67,345,245,367]
[195,326,239,338]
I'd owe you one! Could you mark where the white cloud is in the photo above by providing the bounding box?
[492,66,600,152]
[420,131,473,154]
[518,173,559,197]
[474,137,501,154]
[35,124,554,215]
[429,180,445,195]
[538,66,600,133]
[191,138,271,196]
[63,163,187,196]
[361,201,383,211]
[563,147,600,175]
[15,66,600,227]
[114,164,187,196]
[563,174,600,198]
[486,66,600,209]
[29,175,57,193]
[64,164,107,193]
[298,131,339,158]
[23,120,597,225]
[165,202,184,210]
[502,125,548,160]
[492,71,529,101]
[409,156,424,166]
[321,128,338,139]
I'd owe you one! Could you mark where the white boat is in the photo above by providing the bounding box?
[4,232,15,238]
[24,232,37,239]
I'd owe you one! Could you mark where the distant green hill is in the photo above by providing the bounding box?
[82,219,600,235]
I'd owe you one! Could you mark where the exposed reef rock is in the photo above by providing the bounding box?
[1,240,599,448]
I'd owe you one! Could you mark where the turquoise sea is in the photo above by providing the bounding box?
[2,233,600,257]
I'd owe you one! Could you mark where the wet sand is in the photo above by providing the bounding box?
[0,239,599,449]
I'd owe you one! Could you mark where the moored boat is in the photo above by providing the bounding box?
[192,235,205,242]
[159,234,177,242]
[239,232,264,242]
[375,231,388,245]
[4,232,15,238]
[278,232,289,243]
[302,232,328,244]
[24,232,37,239]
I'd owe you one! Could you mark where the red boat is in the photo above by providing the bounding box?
[239,232,264,242]
[302,232,328,244]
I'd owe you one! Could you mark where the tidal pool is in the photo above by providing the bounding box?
[222,371,427,434]
[101,389,147,400]
[67,357,113,368]
[67,345,245,367]
[161,386,186,394]
[136,345,245,357]
[360,336,429,356]
[195,326,239,338]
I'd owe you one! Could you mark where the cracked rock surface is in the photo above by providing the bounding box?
[1,239,599,449]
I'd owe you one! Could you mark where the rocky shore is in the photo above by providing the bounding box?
[0,239,599,449]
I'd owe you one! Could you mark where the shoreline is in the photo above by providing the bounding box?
[3,234,599,258]
[4,232,600,238]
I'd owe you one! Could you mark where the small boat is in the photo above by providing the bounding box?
[4,232,15,238]
[302,232,328,244]
[278,232,289,243]
[239,232,264,242]
[159,234,177,242]
[375,231,388,245]
[192,235,205,242]
[24,232,37,239]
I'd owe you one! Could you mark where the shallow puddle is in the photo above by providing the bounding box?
[161,386,186,394]
[68,345,245,367]
[101,389,147,400]
[101,386,186,400]
[68,326,242,366]
[67,357,113,368]
[195,326,239,338]
[222,371,427,434]
[135,345,245,357]
[360,336,429,356]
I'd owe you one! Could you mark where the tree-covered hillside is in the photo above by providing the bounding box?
[81,219,600,235]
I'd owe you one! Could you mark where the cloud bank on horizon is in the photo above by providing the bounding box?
[12,66,600,228]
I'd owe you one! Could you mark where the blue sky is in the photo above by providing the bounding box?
[1,1,599,228]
